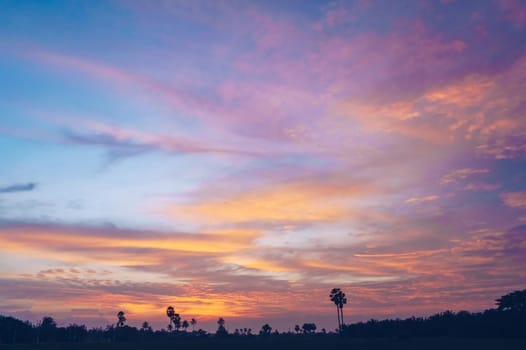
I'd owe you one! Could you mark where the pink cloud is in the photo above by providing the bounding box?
[440,168,489,185]
[500,190,526,208]
[463,183,501,191]
[405,195,439,204]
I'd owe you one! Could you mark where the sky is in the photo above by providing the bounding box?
[0,0,525,332]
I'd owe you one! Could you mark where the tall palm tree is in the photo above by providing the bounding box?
[190,318,197,332]
[166,306,175,332]
[330,288,347,332]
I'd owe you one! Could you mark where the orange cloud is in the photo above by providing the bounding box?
[333,52,526,148]
[0,225,259,267]
[405,195,438,204]
[424,76,495,107]
[167,179,376,225]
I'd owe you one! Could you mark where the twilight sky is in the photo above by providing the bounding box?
[1,0,526,332]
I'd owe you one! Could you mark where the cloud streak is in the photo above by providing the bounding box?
[0,183,37,194]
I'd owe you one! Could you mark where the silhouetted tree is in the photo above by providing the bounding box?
[166,306,175,332]
[173,313,181,332]
[182,320,189,332]
[216,317,227,337]
[330,288,347,331]
[141,322,152,332]
[294,324,300,334]
[260,323,272,336]
[0,316,33,344]
[38,316,57,343]
[65,324,87,342]
[496,289,526,312]
[302,323,316,334]
[116,311,126,327]
[191,318,197,332]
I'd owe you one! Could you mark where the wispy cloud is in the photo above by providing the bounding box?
[0,183,37,193]
[405,195,439,204]
[440,168,489,185]
[63,128,259,161]
[463,183,501,191]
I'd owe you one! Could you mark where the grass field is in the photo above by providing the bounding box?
[1,337,526,350]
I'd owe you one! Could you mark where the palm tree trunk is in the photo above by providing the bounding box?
[336,305,341,331]
[340,306,344,326]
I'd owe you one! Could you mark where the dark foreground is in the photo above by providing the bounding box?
[1,337,526,350]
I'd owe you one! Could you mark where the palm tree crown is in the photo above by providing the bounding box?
[116,311,126,327]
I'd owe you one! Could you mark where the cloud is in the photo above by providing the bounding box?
[440,168,489,185]
[500,190,526,208]
[63,124,264,162]
[463,183,501,191]
[0,223,259,258]
[1,218,525,330]
[405,195,438,204]
[165,171,383,228]
[476,135,526,159]
[0,183,37,193]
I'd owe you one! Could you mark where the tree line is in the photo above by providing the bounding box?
[0,289,524,344]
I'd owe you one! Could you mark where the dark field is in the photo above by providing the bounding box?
[1,337,526,350]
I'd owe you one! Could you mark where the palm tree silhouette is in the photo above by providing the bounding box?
[190,318,197,332]
[116,311,126,327]
[173,313,181,332]
[216,317,227,336]
[330,288,347,332]
[182,320,189,332]
[166,306,175,332]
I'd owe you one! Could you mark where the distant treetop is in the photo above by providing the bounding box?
[495,289,526,312]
